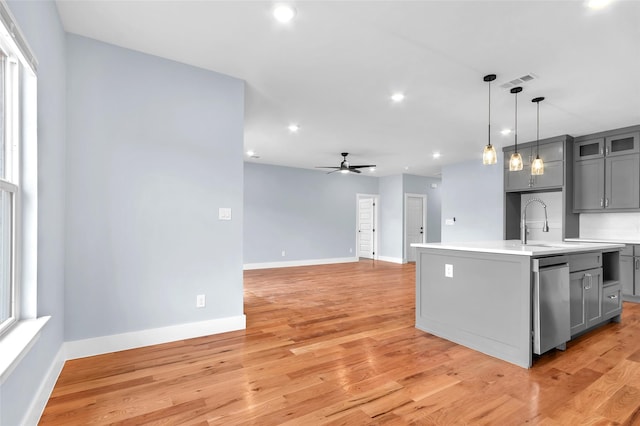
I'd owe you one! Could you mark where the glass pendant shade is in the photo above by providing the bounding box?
[531,156,544,175]
[483,143,497,165]
[509,152,524,171]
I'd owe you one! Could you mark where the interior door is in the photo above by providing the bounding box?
[358,198,375,259]
[406,195,425,262]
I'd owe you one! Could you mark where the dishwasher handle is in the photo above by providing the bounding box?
[533,255,569,272]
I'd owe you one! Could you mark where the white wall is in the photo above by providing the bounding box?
[378,175,404,261]
[441,158,504,242]
[65,35,245,340]
[244,163,378,265]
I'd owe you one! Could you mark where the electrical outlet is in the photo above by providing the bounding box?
[281,250,286,257]
[218,208,232,221]
[196,294,206,308]
[445,264,454,278]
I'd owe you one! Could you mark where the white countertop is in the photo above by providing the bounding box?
[566,238,640,245]
[411,240,625,256]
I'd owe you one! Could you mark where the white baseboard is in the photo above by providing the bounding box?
[22,345,66,426]
[243,256,358,270]
[376,256,406,264]
[65,315,246,360]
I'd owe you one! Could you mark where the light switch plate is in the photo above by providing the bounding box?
[219,208,232,220]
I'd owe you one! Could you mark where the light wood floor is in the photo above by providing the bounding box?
[40,261,640,425]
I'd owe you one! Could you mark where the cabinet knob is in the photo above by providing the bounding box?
[605,198,609,207]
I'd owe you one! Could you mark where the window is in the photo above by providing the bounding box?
[0,44,19,337]
[0,3,37,339]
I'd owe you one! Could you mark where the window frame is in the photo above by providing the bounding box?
[0,31,22,338]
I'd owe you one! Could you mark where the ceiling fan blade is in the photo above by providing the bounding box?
[350,169,362,174]
[316,166,340,169]
[350,165,376,169]
[326,170,341,174]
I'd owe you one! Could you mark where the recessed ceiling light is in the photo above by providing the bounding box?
[404,166,409,171]
[391,93,405,103]
[433,152,441,159]
[246,150,255,156]
[586,0,612,10]
[273,5,296,23]
[288,124,300,133]
[501,128,512,136]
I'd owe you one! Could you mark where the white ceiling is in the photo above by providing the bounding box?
[55,0,640,177]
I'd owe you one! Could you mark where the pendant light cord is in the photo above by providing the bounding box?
[488,80,491,147]
[536,101,540,157]
[514,91,518,152]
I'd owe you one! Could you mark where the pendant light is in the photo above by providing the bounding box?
[531,97,545,175]
[482,74,497,165]
[509,86,524,171]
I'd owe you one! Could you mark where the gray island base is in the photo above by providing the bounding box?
[413,240,624,368]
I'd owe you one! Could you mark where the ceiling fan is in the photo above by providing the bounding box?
[316,152,376,174]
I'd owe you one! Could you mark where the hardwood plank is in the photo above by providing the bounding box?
[39,261,640,425]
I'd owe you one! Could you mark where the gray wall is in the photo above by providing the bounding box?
[441,158,504,242]
[1,1,66,425]
[65,35,244,340]
[244,162,378,264]
[378,174,404,260]
[403,174,442,243]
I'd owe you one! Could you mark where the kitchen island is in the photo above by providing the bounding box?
[412,240,624,368]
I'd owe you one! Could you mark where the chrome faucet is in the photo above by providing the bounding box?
[521,198,550,244]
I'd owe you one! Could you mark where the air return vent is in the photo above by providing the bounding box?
[500,73,538,89]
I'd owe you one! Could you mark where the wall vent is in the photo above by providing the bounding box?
[500,73,538,89]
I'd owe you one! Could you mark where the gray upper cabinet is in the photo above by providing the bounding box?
[573,129,640,212]
[574,158,605,210]
[504,140,564,191]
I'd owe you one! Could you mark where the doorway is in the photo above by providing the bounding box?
[357,194,378,259]
[405,193,426,262]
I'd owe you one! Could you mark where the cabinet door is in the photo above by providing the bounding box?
[621,255,634,296]
[605,132,639,157]
[585,268,603,329]
[569,271,587,335]
[605,154,640,209]
[574,158,605,210]
[575,138,604,161]
[504,169,532,192]
[532,160,563,189]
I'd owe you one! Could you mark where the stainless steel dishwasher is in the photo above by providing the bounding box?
[532,255,570,355]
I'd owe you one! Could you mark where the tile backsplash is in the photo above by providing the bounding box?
[579,213,640,240]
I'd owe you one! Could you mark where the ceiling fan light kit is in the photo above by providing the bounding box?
[316,152,376,175]
[482,74,498,165]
